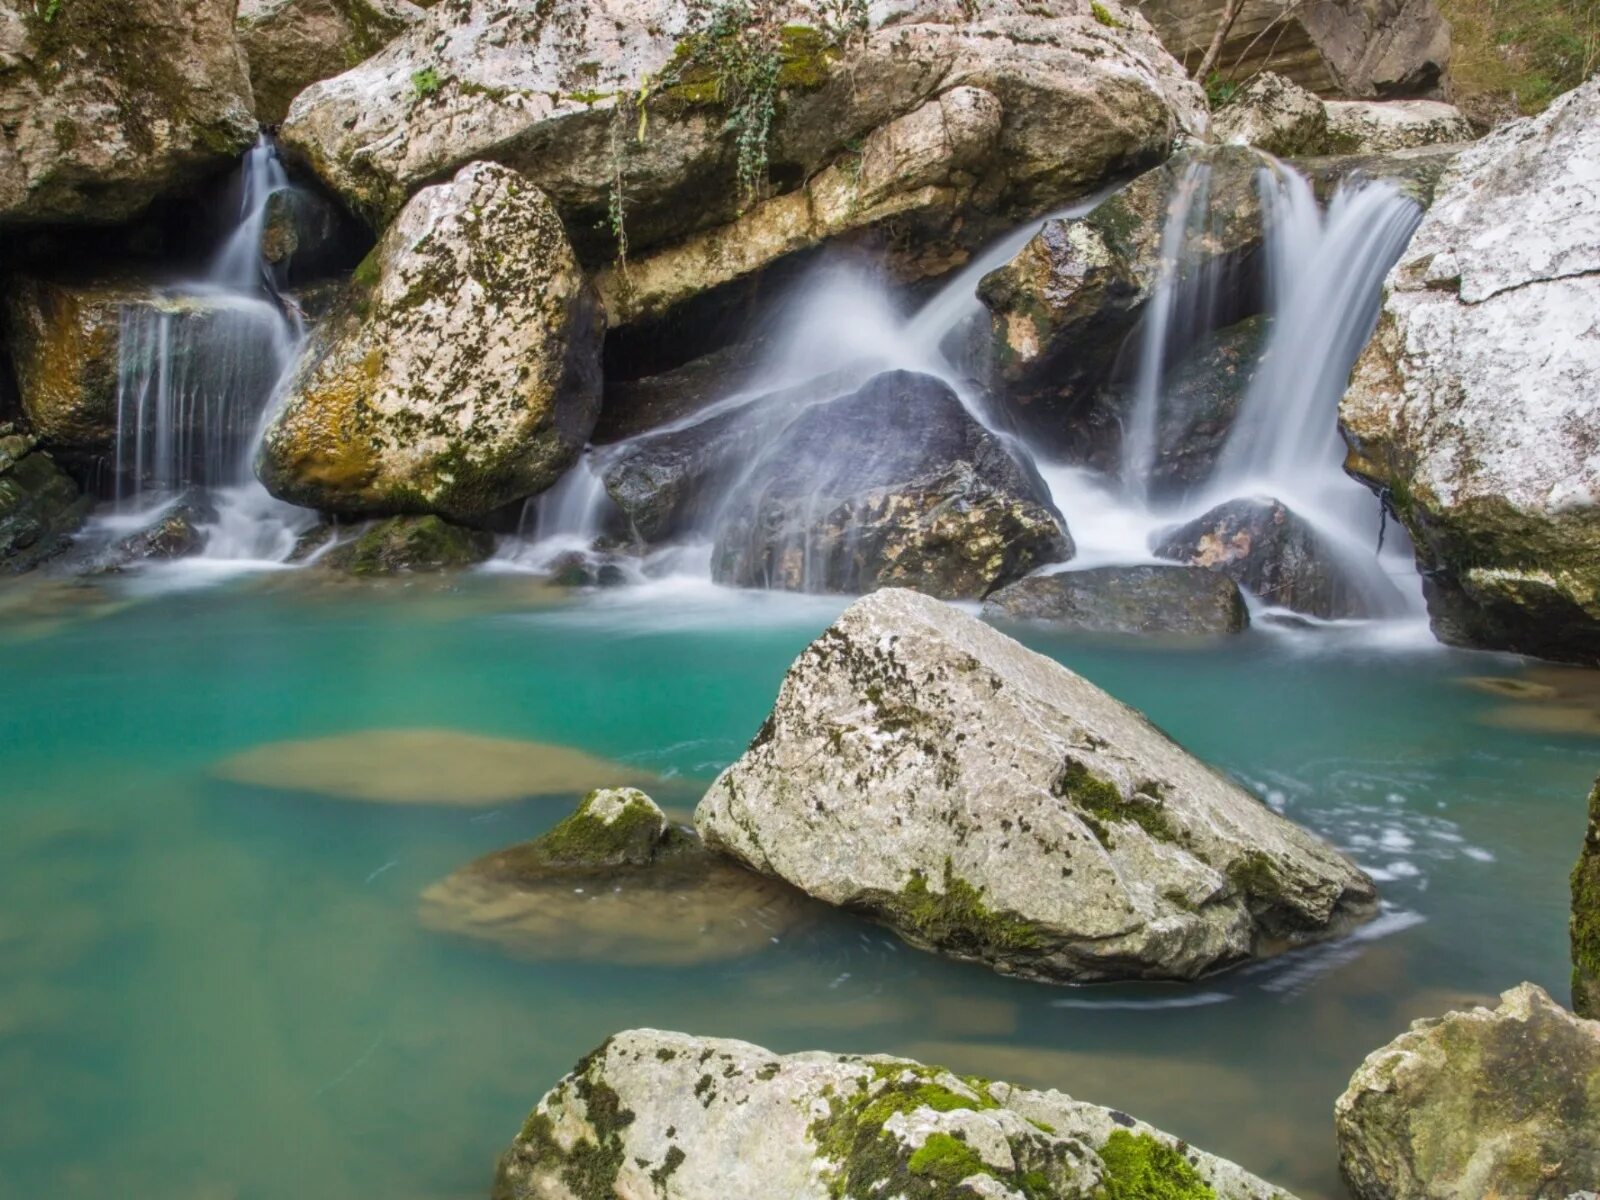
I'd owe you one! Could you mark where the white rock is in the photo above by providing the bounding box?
[695,588,1376,982]
[1213,72,1328,156]
[1323,98,1473,153]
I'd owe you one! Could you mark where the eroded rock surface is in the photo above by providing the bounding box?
[696,588,1376,982]
[984,565,1249,637]
[495,1029,1297,1200]
[1322,99,1474,153]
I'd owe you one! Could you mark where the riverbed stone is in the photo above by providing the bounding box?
[1575,777,1600,1020]
[710,371,1071,599]
[0,424,90,574]
[1335,983,1600,1200]
[1340,75,1600,663]
[984,565,1249,637]
[236,0,425,124]
[0,0,257,225]
[696,588,1376,982]
[1213,72,1329,157]
[258,161,603,523]
[494,1028,1298,1200]
[316,515,494,575]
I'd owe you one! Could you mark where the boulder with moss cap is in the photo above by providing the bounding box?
[258,161,603,523]
[1335,983,1600,1200]
[495,1029,1296,1200]
[695,588,1376,983]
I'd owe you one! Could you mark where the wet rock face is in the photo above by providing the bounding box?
[259,162,603,523]
[1575,777,1600,1020]
[600,405,767,545]
[710,371,1071,600]
[0,424,90,574]
[1144,316,1267,500]
[1340,76,1600,663]
[984,565,1249,637]
[316,515,494,575]
[107,494,219,565]
[1154,497,1367,620]
[696,588,1376,983]
[236,0,424,124]
[1335,983,1600,1200]
[0,0,256,226]
[496,1029,1298,1200]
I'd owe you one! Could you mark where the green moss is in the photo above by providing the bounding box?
[1055,758,1178,847]
[323,515,491,576]
[1090,2,1120,27]
[907,1132,986,1183]
[351,245,383,291]
[649,1144,686,1187]
[1571,778,1600,1018]
[1095,1130,1216,1200]
[534,790,666,868]
[1226,851,1281,901]
[879,860,1045,957]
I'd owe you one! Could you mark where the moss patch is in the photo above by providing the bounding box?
[907,1132,987,1184]
[534,790,668,868]
[1572,777,1600,1018]
[877,860,1045,958]
[1054,758,1178,847]
[1095,1130,1216,1200]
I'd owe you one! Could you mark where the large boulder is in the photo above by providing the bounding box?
[0,0,256,225]
[1153,497,1373,620]
[278,0,1206,282]
[979,144,1271,456]
[710,371,1071,599]
[1340,76,1600,663]
[0,423,90,573]
[1335,983,1600,1200]
[696,588,1377,982]
[1131,0,1451,98]
[600,406,765,545]
[1322,99,1474,153]
[1576,776,1600,1020]
[236,0,425,124]
[258,161,603,523]
[495,1029,1297,1200]
[1213,72,1330,157]
[984,565,1250,637]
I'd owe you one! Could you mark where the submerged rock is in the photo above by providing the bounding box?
[420,789,809,966]
[1153,497,1367,620]
[0,0,256,226]
[1335,983,1600,1200]
[236,0,424,124]
[984,566,1249,637]
[316,515,494,575]
[1213,72,1329,157]
[1340,76,1600,663]
[0,424,90,574]
[696,589,1376,982]
[1576,777,1600,1020]
[710,371,1071,599]
[211,728,655,806]
[259,162,603,523]
[495,1029,1297,1200]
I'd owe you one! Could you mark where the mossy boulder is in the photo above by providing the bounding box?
[695,588,1376,983]
[0,0,256,226]
[258,161,603,523]
[1212,72,1329,156]
[984,565,1250,638]
[1575,776,1600,1019]
[236,0,425,124]
[317,515,493,575]
[0,424,91,573]
[1335,983,1600,1200]
[493,1029,1296,1200]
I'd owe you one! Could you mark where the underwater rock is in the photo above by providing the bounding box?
[1213,72,1330,157]
[1335,983,1600,1200]
[1340,76,1600,664]
[1154,497,1367,620]
[278,0,1205,276]
[1576,777,1600,1019]
[0,0,256,226]
[316,515,494,575]
[710,371,1071,600]
[420,789,810,966]
[0,424,90,574]
[259,162,603,523]
[1321,99,1474,153]
[979,145,1271,457]
[211,728,655,806]
[494,1029,1298,1200]
[236,0,424,124]
[984,565,1249,637]
[696,588,1376,983]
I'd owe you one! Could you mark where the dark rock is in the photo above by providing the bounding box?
[260,186,363,285]
[984,566,1249,637]
[1575,777,1600,1020]
[0,425,91,573]
[595,342,758,445]
[711,371,1071,599]
[317,515,494,575]
[1292,143,1464,208]
[1154,497,1364,619]
[1142,316,1267,501]
[109,493,218,563]
[600,406,766,544]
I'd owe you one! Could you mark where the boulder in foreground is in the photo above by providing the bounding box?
[696,588,1376,982]
[495,1028,1297,1200]
[1335,983,1600,1200]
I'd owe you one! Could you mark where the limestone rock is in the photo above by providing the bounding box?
[236,0,424,124]
[710,371,1072,600]
[1213,72,1329,157]
[495,1029,1298,1200]
[258,161,603,523]
[0,0,256,225]
[1153,497,1372,620]
[984,565,1249,637]
[0,424,90,574]
[1339,76,1600,662]
[1322,99,1474,153]
[317,515,494,574]
[696,588,1376,982]
[1335,983,1600,1200]
[1575,777,1600,1020]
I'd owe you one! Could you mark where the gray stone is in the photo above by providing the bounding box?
[236,0,424,124]
[984,565,1249,637]
[1213,72,1329,156]
[0,424,89,574]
